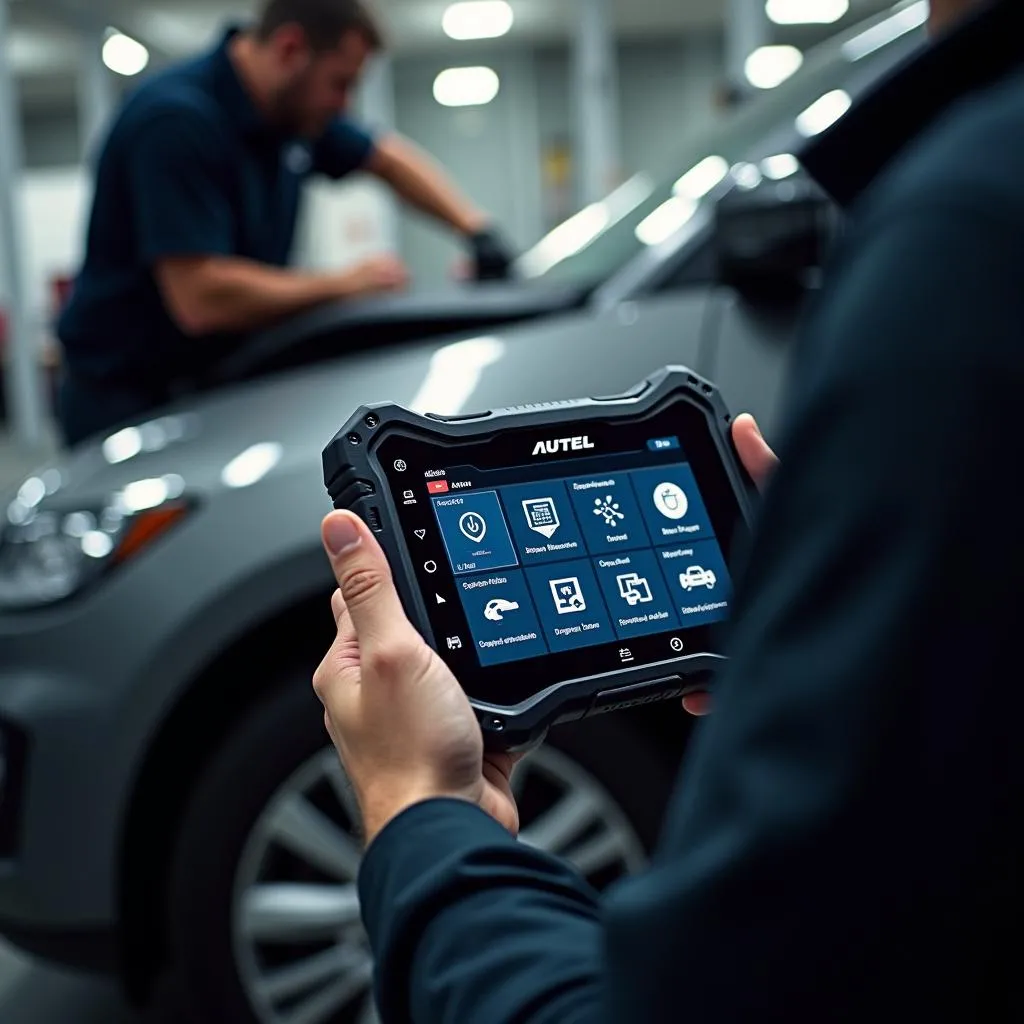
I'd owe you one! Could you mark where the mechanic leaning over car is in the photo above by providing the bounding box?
[55,0,515,448]
[312,1,1024,1021]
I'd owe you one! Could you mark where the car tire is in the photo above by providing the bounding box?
[162,675,680,1024]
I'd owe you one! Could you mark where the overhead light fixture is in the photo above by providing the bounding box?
[760,153,800,180]
[442,1,515,41]
[635,197,698,248]
[102,29,150,77]
[841,1,928,61]
[744,45,803,90]
[796,89,852,137]
[766,0,849,25]
[674,155,730,200]
[433,66,501,107]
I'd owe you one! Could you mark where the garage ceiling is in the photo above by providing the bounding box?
[9,0,898,109]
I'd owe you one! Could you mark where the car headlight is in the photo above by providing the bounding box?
[0,472,192,611]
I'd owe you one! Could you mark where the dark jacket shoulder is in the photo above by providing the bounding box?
[858,67,1024,230]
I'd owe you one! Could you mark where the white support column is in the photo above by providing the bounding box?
[78,26,116,165]
[0,0,46,450]
[573,0,622,207]
[726,0,772,98]
[357,54,399,251]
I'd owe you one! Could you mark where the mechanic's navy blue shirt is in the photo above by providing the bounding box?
[58,27,374,387]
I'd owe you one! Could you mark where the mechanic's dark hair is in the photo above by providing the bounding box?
[256,0,385,52]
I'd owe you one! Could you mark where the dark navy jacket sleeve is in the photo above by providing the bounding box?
[126,109,236,264]
[313,116,376,179]
[358,191,1024,1023]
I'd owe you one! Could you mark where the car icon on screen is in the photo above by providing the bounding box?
[484,598,521,622]
[679,566,717,591]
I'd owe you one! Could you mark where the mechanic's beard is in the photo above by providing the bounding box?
[269,77,328,139]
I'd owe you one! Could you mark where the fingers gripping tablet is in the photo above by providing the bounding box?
[323,367,756,751]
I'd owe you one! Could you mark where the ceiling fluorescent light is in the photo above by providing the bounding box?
[433,66,501,107]
[443,2,515,41]
[102,30,149,77]
[766,0,848,25]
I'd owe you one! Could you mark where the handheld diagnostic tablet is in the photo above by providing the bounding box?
[323,367,756,750]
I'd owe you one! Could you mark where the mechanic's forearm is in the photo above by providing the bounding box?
[369,134,487,237]
[162,257,361,336]
[360,800,606,1024]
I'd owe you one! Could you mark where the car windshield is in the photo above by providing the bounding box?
[518,1,928,287]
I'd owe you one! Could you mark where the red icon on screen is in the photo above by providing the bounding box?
[427,480,450,494]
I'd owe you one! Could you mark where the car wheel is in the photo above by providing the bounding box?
[165,676,678,1024]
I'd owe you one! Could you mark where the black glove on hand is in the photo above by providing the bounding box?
[469,227,516,281]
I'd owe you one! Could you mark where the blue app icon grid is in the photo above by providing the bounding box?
[442,459,735,663]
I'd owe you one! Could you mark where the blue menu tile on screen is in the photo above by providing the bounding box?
[456,569,548,666]
[592,549,681,639]
[630,464,715,546]
[433,491,519,575]
[501,481,587,565]
[524,559,616,653]
[565,471,652,555]
[656,539,733,628]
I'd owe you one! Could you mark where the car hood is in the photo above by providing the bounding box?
[13,292,714,509]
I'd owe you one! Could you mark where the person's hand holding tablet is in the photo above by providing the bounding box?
[314,409,775,844]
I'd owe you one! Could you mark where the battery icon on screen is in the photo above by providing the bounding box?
[647,436,681,452]
[427,480,450,494]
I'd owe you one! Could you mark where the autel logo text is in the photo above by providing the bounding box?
[532,436,596,456]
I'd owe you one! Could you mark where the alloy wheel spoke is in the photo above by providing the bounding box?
[255,944,369,1003]
[564,827,631,876]
[355,994,382,1024]
[235,745,647,1022]
[241,883,362,942]
[281,961,374,1024]
[265,791,362,880]
[519,788,605,854]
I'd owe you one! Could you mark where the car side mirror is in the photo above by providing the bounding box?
[714,176,839,303]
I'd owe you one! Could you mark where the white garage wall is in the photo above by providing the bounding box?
[0,167,89,355]
[618,33,723,180]
[392,48,546,290]
[23,110,81,170]
[391,36,724,285]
